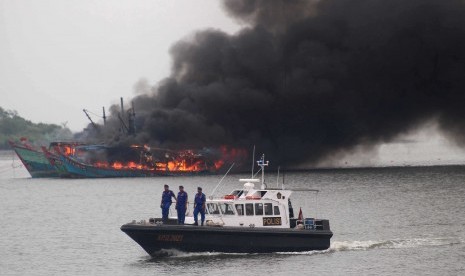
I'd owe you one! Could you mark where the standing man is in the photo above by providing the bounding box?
[193,186,206,226]
[175,185,188,224]
[160,184,176,223]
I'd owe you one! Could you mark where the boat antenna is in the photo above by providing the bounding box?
[315,190,319,219]
[276,166,280,188]
[251,145,255,178]
[257,154,269,189]
[282,169,285,190]
[210,163,235,197]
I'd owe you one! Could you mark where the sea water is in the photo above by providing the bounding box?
[0,152,464,275]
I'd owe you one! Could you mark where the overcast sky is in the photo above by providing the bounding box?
[2,0,465,166]
[0,0,239,131]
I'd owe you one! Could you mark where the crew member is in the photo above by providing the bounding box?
[160,184,176,223]
[175,185,188,224]
[193,186,206,226]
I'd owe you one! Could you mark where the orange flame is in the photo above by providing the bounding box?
[214,160,224,170]
[80,145,249,173]
[94,162,109,168]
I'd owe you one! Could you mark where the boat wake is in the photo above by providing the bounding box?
[330,237,462,251]
[147,237,462,259]
[150,249,245,259]
[277,236,463,256]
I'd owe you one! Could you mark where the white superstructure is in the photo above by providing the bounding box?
[178,154,308,229]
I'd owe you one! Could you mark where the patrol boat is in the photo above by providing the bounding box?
[121,155,333,255]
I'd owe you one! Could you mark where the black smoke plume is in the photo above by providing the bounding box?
[87,0,465,167]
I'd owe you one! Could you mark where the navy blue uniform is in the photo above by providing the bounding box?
[193,192,206,225]
[176,191,188,224]
[161,190,175,222]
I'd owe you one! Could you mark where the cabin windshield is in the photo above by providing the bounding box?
[247,191,261,199]
[230,190,244,197]
[207,203,221,215]
[219,203,235,215]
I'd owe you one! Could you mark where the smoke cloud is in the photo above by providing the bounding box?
[89,0,465,168]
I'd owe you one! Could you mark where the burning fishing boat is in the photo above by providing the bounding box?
[49,98,242,178]
[10,134,245,178]
[53,144,230,178]
[9,136,241,178]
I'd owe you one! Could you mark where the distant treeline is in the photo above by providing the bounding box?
[0,107,73,149]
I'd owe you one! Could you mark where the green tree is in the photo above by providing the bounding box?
[0,107,73,149]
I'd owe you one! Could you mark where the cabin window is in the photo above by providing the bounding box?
[255,203,263,216]
[274,206,280,215]
[235,204,244,216]
[245,203,254,216]
[220,203,235,215]
[207,203,221,215]
[264,203,273,215]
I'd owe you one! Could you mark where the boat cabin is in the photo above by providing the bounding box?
[167,154,325,230]
[194,178,298,229]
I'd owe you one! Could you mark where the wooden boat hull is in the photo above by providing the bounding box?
[41,147,74,178]
[9,141,58,178]
[58,154,211,178]
[121,222,333,255]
